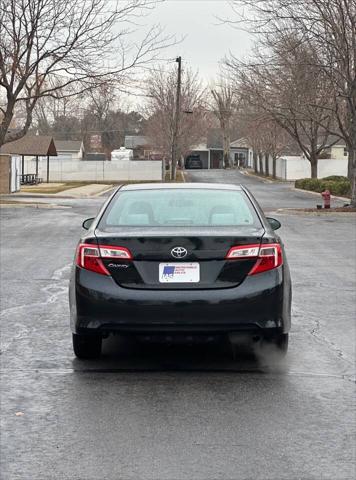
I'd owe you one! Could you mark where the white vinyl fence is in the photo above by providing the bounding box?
[22,158,163,182]
[11,155,21,192]
[256,155,348,180]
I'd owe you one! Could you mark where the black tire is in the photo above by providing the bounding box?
[72,333,102,359]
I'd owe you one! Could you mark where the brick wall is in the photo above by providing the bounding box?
[0,155,11,194]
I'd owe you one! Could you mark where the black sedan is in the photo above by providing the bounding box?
[69,183,291,358]
[185,155,203,169]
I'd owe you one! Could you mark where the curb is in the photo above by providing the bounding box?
[293,188,350,203]
[240,170,276,184]
[0,202,70,209]
[273,208,356,216]
[1,193,73,199]
[93,185,116,197]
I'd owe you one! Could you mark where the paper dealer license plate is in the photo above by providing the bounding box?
[159,263,200,283]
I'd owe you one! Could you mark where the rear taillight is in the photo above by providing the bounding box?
[226,243,283,275]
[226,244,260,259]
[76,244,132,275]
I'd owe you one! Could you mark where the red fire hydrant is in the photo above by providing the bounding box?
[321,190,331,209]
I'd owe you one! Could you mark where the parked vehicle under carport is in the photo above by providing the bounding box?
[185,155,203,169]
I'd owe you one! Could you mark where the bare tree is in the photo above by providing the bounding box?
[145,66,208,179]
[261,120,292,178]
[210,80,237,168]
[34,94,83,137]
[237,108,265,174]
[227,0,356,204]
[0,0,174,147]
[227,35,336,178]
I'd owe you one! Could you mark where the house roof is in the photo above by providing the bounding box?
[124,136,149,149]
[230,138,249,148]
[0,135,57,156]
[207,129,223,149]
[325,135,346,147]
[190,142,209,151]
[55,140,82,152]
[191,137,249,151]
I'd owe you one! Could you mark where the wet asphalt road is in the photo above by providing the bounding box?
[0,170,355,480]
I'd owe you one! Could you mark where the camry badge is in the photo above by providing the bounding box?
[171,247,188,259]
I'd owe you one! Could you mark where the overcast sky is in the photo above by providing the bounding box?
[145,0,253,82]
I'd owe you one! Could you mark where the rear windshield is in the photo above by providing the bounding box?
[99,189,261,228]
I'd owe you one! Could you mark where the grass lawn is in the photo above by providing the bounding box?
[0,199,27,205]
[164,170,185,182]
[20,182,95,194]
[19,171,185,194]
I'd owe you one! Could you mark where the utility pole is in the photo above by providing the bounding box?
[171,56,182,180]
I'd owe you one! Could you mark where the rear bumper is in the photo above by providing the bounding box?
[69,266,291,335]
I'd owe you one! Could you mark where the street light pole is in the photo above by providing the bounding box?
[171,56,182,180]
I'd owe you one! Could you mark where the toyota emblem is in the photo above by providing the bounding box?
[171,247,188,259]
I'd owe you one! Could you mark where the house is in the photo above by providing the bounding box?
[187,142,210,168]
[230,138,253,168]
[321,136,348,160]
[124,136,150,160]
[187,130,223,169]
[55,140,85,161]
[187,131,253,169]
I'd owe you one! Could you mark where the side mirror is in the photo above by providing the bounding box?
[82,217,95,230]
[266,217,281,231]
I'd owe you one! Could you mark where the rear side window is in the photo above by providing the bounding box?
[100,189,261,228]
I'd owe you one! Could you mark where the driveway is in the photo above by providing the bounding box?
[185,168,346,209]
[1,174,355,480]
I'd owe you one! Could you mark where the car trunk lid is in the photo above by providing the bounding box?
[94,227,264,289]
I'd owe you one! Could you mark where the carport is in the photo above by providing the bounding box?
[185,146,210,169]
[187,131,225,169]
[0,135,57,183]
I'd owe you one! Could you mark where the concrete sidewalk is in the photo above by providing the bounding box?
[5,183,114,199]
[55,183,113,197]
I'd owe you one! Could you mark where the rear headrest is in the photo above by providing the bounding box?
[209,205,234,215]
[124,213,150,225]
[209,205,234,222]
[127,201,154,223]
[210,213,235,225]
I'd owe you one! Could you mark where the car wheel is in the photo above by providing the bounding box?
[72,333,102,359]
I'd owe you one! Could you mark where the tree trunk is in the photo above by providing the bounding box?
[258,152,264,175]
[253,151,258,172]
[272,155,277,179]
[265,153,269,176]
[310,156,318,178]
[223,152,229,168]
[222,131,231,168]
[350,146,356,207]
[170,143,176,181]
[0,98,15,147]
[347,131,356,179]
[348,155,352,178]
